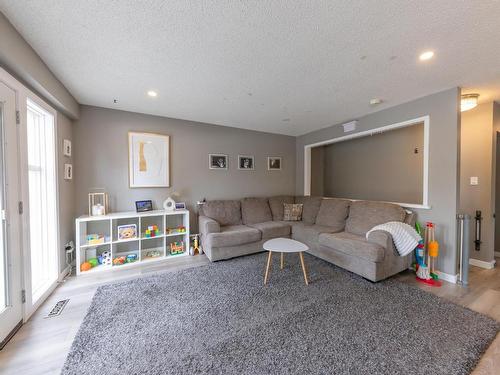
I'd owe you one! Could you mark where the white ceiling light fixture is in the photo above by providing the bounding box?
[461,93,479,112]
[419,51,434,61]
[147,90,158,98]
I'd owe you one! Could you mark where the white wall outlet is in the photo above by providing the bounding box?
[470,176,479,185]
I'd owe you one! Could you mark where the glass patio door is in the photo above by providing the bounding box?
[21,98,59,317]
[0,81,23,347]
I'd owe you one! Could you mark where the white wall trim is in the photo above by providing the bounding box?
[469,258,496,269]
[436,271,458,284]
[303,116,430,209]
[58,265,71,282]
[494,251,500,258]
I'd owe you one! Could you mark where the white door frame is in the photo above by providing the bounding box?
[303,116,431,210]
[0,77,23,344]
[0,67,61,321]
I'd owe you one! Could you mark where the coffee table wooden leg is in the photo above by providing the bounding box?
[299,252,309,285]
[280,252,284,269]
[264,251,273,285]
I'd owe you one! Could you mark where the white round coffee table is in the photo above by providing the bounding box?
[262,238,310,285]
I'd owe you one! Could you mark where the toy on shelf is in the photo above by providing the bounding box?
[80,262,92,272]
[166,225,186,235]
[144,225,161,238]
[113,256,126,265]
[170,241,184,255]
[126,254,138,263]
[414,222,442,287]
[87,234,105,245]
[145,249,162,258]
[88,258,99,267]
[98,250,112,266]
[118,224,137,240]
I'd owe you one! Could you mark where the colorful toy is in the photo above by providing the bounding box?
[126,254,138,263]
[118,224,137,240]
[80,262,92,272]
[415,222,442,287]
[87,234,105,245]
[100,250,112,266]
[170,241,184,255]
[166,225,186,235]
[113,256,126,265]
[88,258,99,267]
[144,225,161,238]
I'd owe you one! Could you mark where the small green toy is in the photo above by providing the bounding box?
[88,258,99,267]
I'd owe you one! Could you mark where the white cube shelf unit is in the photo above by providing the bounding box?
[75,209,189,276]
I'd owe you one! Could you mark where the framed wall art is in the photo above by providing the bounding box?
[128,132,170,187]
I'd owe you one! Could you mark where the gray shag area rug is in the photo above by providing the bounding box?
[62,253,499,375]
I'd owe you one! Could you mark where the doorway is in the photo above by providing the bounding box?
[0,81,23,347]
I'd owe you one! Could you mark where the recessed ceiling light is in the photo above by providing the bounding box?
[461,93,479,112]
[147,90,158,97]
[419,51,434,61]
[370,98,383,106]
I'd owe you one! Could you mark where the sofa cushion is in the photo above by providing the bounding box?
[345,201,406,236]
[202,200,242,226]
[248,221,291,239]
[292,223,338,245]
[294,196,323,224]
[318,232,385,262]
[283,203,303,221]
[207,225,261,248]
[241,198,273,224]
[268,195,295,221]
[315,198,350,231]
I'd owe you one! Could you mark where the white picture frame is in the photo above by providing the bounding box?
[128,132,170,188]
[209,154,228,170]
[63,139,72,156]
[268,157,282,170]
[64,163,73,180]
[238,155,254,170]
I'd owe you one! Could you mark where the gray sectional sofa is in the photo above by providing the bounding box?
[198,196,415,282]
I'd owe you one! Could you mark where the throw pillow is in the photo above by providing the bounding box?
[283,203,303,221]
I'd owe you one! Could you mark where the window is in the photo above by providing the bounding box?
[26,99,58,303]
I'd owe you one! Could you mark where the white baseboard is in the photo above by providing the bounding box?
[495,251,500,258]
[58,265,71,282]
[469,258,496,269]
[436,271,458,284]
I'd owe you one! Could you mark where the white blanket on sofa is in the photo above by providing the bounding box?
[366,221,422,257]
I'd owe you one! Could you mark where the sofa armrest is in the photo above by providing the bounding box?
[199,215,221,237]
[367,230,395,253]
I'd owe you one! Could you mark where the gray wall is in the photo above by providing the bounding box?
[494,103,500,255]
[460,103,494,263]
[57,113,75,272]
[319,123,423,204]
[0,11,79,119]
[296,88,461,276]
[310,147,324,196]
[74,106,296,229]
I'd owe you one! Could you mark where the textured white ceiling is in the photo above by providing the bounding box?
[1,1,500,136]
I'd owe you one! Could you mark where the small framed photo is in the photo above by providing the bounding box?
[209,154,228,170]
[63,139,72,157]
[64,164,73,180]
[175,202,186,210]
[238,155,254,170]
[117,224,137,240]
[135,200,153,212]
[268,157,282,170]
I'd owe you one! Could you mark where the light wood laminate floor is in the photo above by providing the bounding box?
[0,255,498,375]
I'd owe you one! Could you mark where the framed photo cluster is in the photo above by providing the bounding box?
[208,154,282,170]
